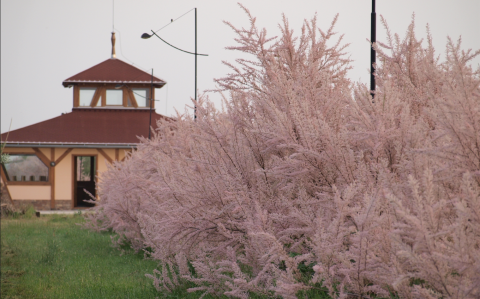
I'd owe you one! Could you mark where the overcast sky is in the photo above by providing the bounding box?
[2,0,479,133]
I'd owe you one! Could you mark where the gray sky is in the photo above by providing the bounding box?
[2,0,479,133]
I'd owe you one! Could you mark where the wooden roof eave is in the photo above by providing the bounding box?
[62,81,166,88]
[4,142,138,149]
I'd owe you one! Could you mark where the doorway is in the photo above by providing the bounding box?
[73,156,96,208]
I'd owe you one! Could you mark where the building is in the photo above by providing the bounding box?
[1,33,166,210]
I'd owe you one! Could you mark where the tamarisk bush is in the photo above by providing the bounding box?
[85,6,480,299]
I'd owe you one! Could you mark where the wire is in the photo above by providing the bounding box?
[113,27,152,74]
[153,8,195,33]
[111,28,169,85]
[124,85,162,102]
[112,8,196,68]
[150,31,208,56]
[108,2,175,112]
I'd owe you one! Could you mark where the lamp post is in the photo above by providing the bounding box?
[141,8,208,119]
[149,69,153,139]
[371,0,376,100]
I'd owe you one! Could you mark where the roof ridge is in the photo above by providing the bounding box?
[113,59,161,81]
[63,58,111,82]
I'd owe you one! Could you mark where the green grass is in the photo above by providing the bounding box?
[1,213,333,299]
[1,213,161,299]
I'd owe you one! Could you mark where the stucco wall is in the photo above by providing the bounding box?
[54,148,73,200]
[39,147,51,159]
[8,185,50,200]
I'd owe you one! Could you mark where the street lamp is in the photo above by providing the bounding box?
[371,0,376,101]
[142,8,208,119]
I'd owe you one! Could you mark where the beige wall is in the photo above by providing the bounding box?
[54,148,73,200]
[4,147,133,205]
[9,185,50,200]
[39,147,51,159]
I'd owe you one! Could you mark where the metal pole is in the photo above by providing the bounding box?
[149,69,153,139]
[370,0,376,100]
[194,7,197,120]
[142,9,209,120]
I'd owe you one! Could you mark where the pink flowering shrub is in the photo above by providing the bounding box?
[85,6,480,299]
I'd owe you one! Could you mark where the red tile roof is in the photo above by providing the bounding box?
[1,108,167,146]
[62,58,166,88]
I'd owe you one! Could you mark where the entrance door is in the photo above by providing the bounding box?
[74,156,96,207]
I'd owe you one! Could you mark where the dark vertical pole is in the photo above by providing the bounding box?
[90,156,95,197]
[370,0,376,100]
[149,69,153,139]
[194,8,197,120]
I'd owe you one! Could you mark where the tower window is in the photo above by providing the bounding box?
[106,89,123,105]
[132,89,149,107]
[79,88,96,106]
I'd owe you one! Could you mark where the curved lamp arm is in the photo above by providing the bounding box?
[142,30,208,56]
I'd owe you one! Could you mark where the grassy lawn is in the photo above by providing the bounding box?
[1,213,331,299]
[1,213,161,299]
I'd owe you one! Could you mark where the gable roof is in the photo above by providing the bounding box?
[1,108,168,147]
[62,58,166,88]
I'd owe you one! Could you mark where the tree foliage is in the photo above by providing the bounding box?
[85,6,480,299]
